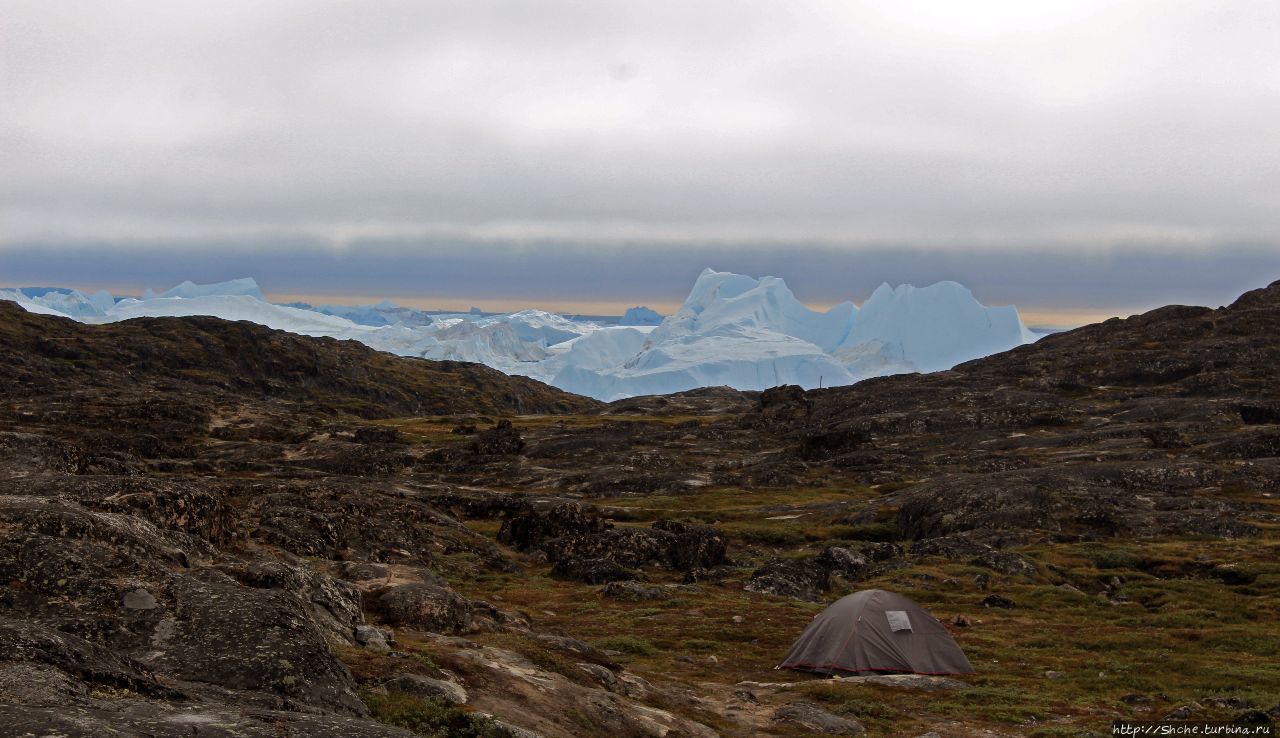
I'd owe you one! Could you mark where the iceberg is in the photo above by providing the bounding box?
[0,289,75,318]
[619,306,663,326]
[99,294,360,336]
[1,287,114,318]
[293,300,436,328]
[2,271,1038,402]
[645,269,856,352]
[157,278,265,301]
[835,281,1036,373]
[478,309,593,348]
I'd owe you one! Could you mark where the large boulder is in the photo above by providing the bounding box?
[745,557,831,601]
[371,583,475,633]
[370,582,525,634]
[473,419,525,456]
[602,581,669,601]
[818,546,871,581]
[383,673,468,705]
[216,560,365,645]
[148,568,367,715]
[497,502,607,551]
[912,533,1039,578]
[745,546,872,601]
[772,702,865,735]
[651,520,728,570]
[550,557,638,584]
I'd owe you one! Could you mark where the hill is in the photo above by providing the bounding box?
[0,284,1276,736]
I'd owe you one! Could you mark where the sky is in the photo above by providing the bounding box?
[3,0,1279,324]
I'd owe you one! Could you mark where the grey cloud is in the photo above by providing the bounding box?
[2,1,1279,311]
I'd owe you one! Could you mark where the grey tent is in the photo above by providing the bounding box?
[779,589,974,676]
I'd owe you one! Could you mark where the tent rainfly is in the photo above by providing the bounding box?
[779,589,974,676]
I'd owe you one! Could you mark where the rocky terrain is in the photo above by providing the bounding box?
[1,283,1278,736]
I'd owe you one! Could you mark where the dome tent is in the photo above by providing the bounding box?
[779,589,974,676]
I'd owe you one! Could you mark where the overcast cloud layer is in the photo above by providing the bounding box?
[3,1,1279,318]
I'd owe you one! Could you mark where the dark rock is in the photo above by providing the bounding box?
[602,581,668,601]
[836,674,968,691]
[0,432,84,478]
[122,588,158,610]
[1203,697,1251,710]
[980,594,1016,609]
[354,624,391,651]
[247,483,513,569]
[798,427,872,461]
[0,617,180,699]
[683,565,738,584]
[148,568,367,715]
[533,634,615,666]
[745,557,830,601]
[352,426,403,444]
[1240,404,1280,425]
[497,502,608,552]
[473,419,525,456]
[1233,710,1273,725]
[215,561,364,645]
[0,702,421,737]
[745,546,876,601]
[371,583,475,633]
[971,548,1039,578]
[550,557,638,584]
[772,701,865,735]
[338,561,390,582]
[507,507,728,576]
[1143,427,1189,449]
[858,542,905,561]
[752,385,812,429]
[651,519,728,570]
[543,527,671,569]
[383,673,468,704]
[818,546,870,581]
[913,534,1038,578]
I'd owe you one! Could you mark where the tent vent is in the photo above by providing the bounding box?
[885,610,912,632]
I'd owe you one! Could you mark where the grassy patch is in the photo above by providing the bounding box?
[591,635,656,656]
[431,471,1280,736]
[361,690,500,738]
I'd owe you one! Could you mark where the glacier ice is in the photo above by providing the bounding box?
[477,309,592,348]
[1,272,1038,401]
[156,278,265,301]
[619,306,663,326]
[836,281,1036,373]
[285,300,436,328]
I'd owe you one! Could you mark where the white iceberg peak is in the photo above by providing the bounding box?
[157,278,264,301]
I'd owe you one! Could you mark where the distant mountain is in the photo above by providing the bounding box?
[0,301,598,423]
